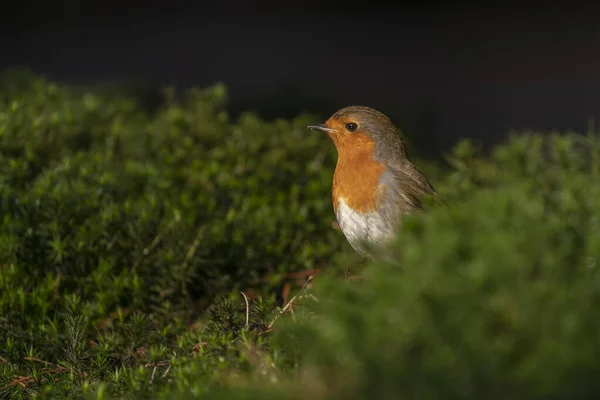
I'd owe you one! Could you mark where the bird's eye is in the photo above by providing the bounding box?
[345,122,358,132]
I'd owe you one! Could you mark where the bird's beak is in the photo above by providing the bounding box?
[308,124,335,133]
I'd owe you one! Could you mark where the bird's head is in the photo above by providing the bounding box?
[308,106,406,158]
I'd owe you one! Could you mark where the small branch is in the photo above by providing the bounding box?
[144,360,170,368]
[267,275,313,330]
[23,357,67,371]
[303,293,320,303]
[143,235,162,256]
[241,291,250,329]
[183,239,200,265]
[7,375,34,389]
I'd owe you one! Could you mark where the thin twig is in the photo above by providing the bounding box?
[290,305,296,323]
[7,376,34,389]
[183,239,200,265]
[241,291,250,329]
[267,275,313,330]
[144,360,170,368]
[302,293,320,303]
[40,368,67,374]
[143,235,162,255]
[161,365,171,378]
[23,357,67,371]
[345,266,351,278]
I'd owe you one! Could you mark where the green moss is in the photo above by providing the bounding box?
[1,69,599,399]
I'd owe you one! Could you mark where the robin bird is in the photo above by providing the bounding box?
[308,105,439,260]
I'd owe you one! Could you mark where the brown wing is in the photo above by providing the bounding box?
[384,160,442,213]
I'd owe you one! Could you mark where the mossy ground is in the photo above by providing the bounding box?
[1,70,600,399]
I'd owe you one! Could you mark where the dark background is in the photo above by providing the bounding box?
[2,1,600,156]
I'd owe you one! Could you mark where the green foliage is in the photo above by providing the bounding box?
[268,132,600,400]
[1,69,600,399]
[0,69,346,399]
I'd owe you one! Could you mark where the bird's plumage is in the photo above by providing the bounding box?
[309,105,439,260]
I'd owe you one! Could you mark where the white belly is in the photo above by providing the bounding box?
[335,198,397,258]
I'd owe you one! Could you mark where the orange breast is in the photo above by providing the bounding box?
[331,133,386,214]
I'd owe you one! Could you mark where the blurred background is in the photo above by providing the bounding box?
[2,1,600,157]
